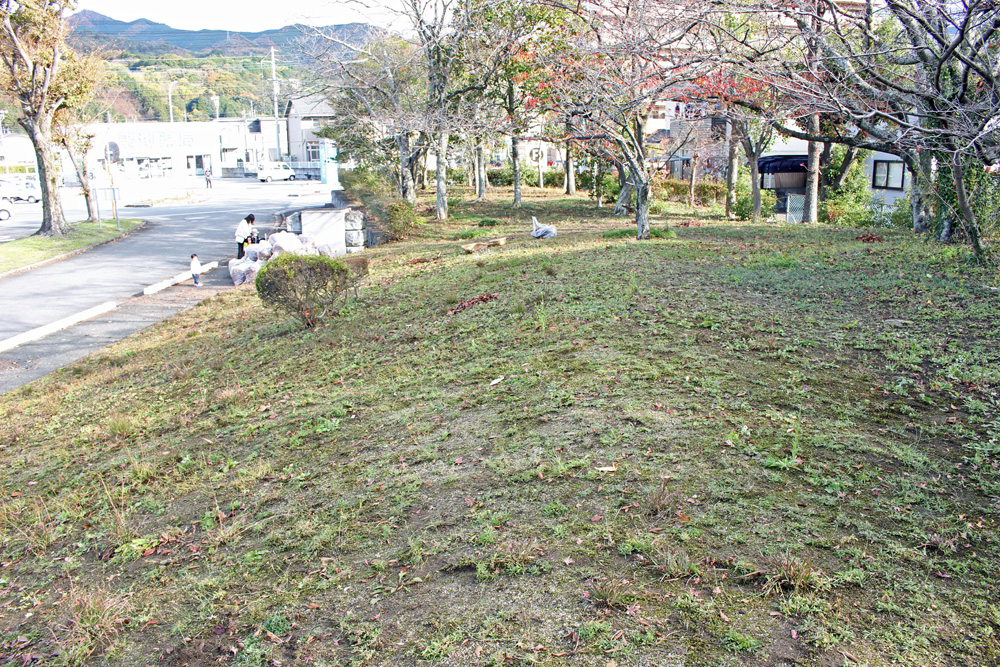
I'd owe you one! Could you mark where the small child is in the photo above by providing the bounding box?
[190,253,202,286]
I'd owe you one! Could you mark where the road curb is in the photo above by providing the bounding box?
[143,261,220,295]
[0,301,118,355]
[0,220,148,281]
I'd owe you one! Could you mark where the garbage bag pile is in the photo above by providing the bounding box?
[228,231,339,286]
[531,216,557,239]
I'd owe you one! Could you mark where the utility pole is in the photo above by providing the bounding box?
[168,81,177,123]
[271,47,281,161]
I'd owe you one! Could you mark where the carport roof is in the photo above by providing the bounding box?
[758,155,808,173]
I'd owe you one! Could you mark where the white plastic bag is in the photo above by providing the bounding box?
[269,231,303,255]
[531,216,557,239]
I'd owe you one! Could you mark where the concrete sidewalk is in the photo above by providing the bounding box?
[0,268,234,394]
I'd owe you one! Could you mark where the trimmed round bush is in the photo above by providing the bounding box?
[255,253,353,327]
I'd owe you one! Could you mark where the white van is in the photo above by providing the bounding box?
[0,178,40,203]
[257,163,296,182]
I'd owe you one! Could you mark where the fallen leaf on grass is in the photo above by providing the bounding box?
[489,376,505,386]
[448,292,499,315]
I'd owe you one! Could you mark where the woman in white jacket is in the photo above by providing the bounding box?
[234,213,255,258]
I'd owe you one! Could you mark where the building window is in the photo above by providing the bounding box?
[305,141,320,162]
[710,117,728,141]
[872,160,905,190]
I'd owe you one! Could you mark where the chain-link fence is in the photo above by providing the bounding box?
[786,194,805,223]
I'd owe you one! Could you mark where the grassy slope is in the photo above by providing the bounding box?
[1,190,998,667]
[0,219,143,274]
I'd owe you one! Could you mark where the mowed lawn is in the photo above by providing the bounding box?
[1,188,998,666]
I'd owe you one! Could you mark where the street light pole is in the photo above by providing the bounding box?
[168,81,177,123]
[271,47,281,161]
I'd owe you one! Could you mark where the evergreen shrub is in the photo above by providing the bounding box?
[255,254,354,327]
[386,201,419,239]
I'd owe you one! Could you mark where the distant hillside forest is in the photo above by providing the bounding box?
[61,11,376,123]
[95,54,300,123]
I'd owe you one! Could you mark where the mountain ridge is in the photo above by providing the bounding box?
[68,10,373,55]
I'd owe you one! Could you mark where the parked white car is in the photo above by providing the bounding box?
[0,178,40,203]
[257,163,296,182]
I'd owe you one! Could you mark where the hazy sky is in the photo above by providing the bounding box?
[73,0,396,32]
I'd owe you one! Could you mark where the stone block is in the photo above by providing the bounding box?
[345,210,364,230]
[345,230,365,247]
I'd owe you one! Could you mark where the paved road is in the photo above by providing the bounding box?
[0,177,337,391]
[0,187,88,243]
[0,177,335,341]
[0,268,234,393]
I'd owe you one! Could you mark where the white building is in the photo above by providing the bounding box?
[0,133,40,184]
[760,137,909,216]
[83,117,291,180]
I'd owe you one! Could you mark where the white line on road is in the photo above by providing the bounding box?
[0,301,118,355]
[143,261,219,295]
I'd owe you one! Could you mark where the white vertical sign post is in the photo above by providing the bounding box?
[95,188,121,230]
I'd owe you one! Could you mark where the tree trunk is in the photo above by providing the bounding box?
[749,155,762,223]
[435,131,449,221]
[538,147,544,188]
[511,137,522,208]
[564,139,576,195]
[948,152,986,261]
[830,146,859,192]
[912,151,932,234]
[940,217,953,243]
[725,138,739,220]
[476,140,487,199]
[594,158,603,208]
[688,153,699,208]
[614,182,633,216]
[467,142,475,187]
[803,114,821,223]
[25,120,69,236]
[396,134,417,204]
[635,177,650,239]
[66,148,96,223]
[614,164,631,216]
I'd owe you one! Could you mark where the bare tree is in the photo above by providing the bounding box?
[535,0,718,238]
[719,0,1000,258]
[305,32,430,204]
[0,0,96,236]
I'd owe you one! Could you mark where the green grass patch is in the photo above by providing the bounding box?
[0,219,142,274]
[603,227,675,239]
[1,187,998,666]
[453,228,491,240]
